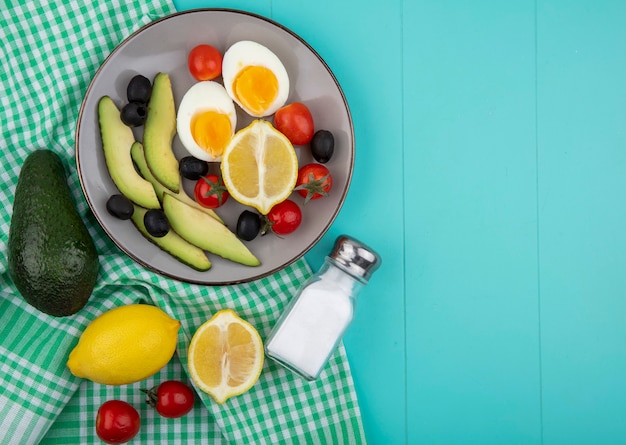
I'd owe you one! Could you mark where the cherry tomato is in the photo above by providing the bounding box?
[273,102,315,145]
[194,174,229,208]
[143,380,195,419]
[294,163,333,203]
[264,200,302,235]
[188,44,223,81]
[95,400,140,444]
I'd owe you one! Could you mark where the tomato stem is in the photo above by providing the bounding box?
[200,175,229,206]
[294,173,330,204]
[141,387,159,408]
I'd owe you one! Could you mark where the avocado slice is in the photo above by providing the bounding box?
[130,205,211,272]
[162,192,260,267]
[98,96,160,209]
[144,72,179,193]
[8,150,99,317]
[130,141,224,224]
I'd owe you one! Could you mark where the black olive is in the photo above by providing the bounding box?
[106,194,134,220]
[311,130,335,163]
[120,102,148,127]
[179,156,209,180]
[144,209,169,237]
[127,75,152,103]
[236,210,261,241]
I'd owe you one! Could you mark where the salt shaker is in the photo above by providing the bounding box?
[265,235,381,381]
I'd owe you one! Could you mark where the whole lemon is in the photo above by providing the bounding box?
[67,304,180,385]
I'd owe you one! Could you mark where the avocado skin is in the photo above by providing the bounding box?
[8,150,99,317]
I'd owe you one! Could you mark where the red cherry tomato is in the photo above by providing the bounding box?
[143,380,195,419]
[273,102,315,145]
[194,174,229,208]
[188,44,223,81]
[295,163,332,203]
[264,200,302,235]
[95,400,140,444]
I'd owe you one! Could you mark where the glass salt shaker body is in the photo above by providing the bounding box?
[265,235,381,381]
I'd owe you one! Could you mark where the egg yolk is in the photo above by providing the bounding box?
[233,65,278,115]
[191,110,233,158]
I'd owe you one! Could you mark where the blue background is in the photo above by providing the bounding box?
[175,0,626,443]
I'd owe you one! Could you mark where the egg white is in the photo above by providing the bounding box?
[176,81,237,162]
[222,40,290,117]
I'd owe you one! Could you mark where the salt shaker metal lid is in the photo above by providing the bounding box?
[329,235,382,282]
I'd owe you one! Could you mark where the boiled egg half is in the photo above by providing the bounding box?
[176,81,237,161]
[222,40,290,117]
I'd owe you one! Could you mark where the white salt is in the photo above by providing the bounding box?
[265,266,356,380]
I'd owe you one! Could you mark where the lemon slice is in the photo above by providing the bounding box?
[187,309,264,404]
[220,119,298,215]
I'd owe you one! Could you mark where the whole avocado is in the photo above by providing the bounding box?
[8,150,99,317]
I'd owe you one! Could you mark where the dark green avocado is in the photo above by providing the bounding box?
[7,149,99,317]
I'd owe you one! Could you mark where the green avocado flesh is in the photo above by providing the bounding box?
[143,72,179,193]
[129,141,224,224]
[162,193,260,267]
[130,205,212,272]
[7,150,99,317]
[98,96,160,209]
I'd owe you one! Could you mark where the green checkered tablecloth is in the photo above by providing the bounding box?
[0,1,367,443]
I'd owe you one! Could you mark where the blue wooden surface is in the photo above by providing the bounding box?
[538,2,626,443]
[175,1,626,443]
[405,1,541,443]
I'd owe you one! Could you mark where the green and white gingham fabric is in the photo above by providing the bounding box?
[0,1,367,444]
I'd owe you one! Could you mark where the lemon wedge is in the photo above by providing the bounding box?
[220,119,298,215]
[187,309,264,404]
